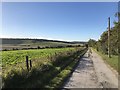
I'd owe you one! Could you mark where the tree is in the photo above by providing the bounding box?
[88,12,119,55]
[88,39,96,47]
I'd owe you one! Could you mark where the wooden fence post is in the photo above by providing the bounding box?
[26,56,29,71]
[30,60,32,70]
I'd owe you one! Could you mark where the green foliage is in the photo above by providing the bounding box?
[2,48,77,69]
[2,47,87,88]
[43,48,87,88]
[88,14,119,55]
[88,39,96,47]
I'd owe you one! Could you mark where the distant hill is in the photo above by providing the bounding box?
[0,38,87,50]
[1,38,86,45]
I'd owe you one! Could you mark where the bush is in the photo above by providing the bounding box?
[37,46,40,49]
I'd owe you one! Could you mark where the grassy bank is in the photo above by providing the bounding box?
[44,48,87,88]
[92,48,118,72]
[2,47,87,88]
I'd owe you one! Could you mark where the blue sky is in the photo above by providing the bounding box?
[2,2,118,41]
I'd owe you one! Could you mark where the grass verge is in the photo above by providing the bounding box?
[44,48,87,89]
[92,48,118,72]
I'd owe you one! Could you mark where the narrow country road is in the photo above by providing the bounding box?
[63,49,118,88]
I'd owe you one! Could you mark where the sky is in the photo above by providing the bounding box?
[1,2,118,41]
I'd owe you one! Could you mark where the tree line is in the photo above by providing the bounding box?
[88,13,119,55]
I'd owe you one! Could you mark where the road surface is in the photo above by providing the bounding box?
[63,49,118,88]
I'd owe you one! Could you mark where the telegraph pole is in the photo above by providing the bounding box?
[108,17,111,58]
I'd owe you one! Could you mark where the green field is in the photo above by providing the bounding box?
[2,42,75,50]
[2,47,87,88]
[2,48,75,66]
[2,47,80,73]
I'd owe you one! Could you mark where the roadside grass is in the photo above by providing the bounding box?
[44,49,87,88]
[92,48,118,72]
[2,47,87,88]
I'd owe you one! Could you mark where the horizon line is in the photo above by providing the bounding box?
[0,37,89,42]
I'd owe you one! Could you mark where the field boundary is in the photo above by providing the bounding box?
[42,48,88,88]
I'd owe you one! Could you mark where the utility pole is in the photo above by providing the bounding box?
[108,17,111,58]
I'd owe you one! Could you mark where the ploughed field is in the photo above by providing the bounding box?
[1,47,87,88]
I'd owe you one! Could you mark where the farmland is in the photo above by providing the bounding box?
[1,38,86,50]
[2,47,81,69]
[1,47,87,88]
